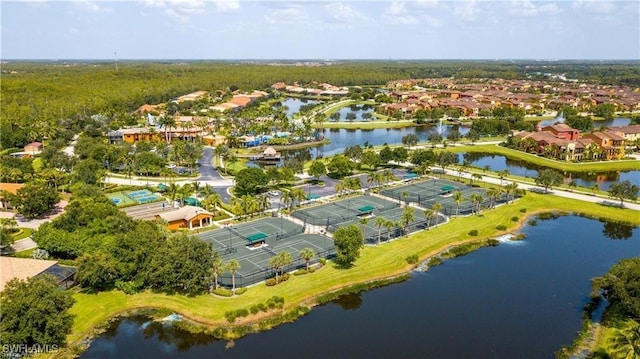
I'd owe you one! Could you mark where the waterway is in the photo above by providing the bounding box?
[82,215,639,358]
[459,152,640,190]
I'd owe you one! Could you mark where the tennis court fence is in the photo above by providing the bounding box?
[215,246,336,288]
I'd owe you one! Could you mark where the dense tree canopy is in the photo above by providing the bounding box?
[594,257,640,320]
[333,224,364,267]
[0,275,75,352]
[234,167,268,196]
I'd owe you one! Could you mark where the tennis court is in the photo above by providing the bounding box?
[107,191,138,207]
[381,178,508,215]
[327,206,433,244]
[197,217,335,287]
[292,195,400,226]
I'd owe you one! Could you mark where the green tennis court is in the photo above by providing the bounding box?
[292,195,399,226]
[197,217,335,288]
[107,191,138,207]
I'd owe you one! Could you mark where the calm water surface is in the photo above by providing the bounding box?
[459,152,640,190]
[83,216,639,359]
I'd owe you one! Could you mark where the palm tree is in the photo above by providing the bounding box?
[212,253,223,289]
[278,251,293,277]
[432,203,443,227]
[299,248,315,272]
[591,183,600,196]
[225,259,240,294]
[382,169,395,184]
[291,187,306,207]
[452,191,464,216]
[257,195,270,213]
[607,320,640,359]
[401,206,415,237]
[281,190,294,211]
[359,217,369,242]
[269,255,283,284]
[486,187,502,208]
[498,169,510,185]
[470,193,484,214]
[167,183,179,204]
[384,220,395,241]
[568,180,577,192]
[424,209,435,229]
[202,192,222,214]
[401,191,409,206]
[192,180,201,199]
[374,216,386,245]
[483,165,491,173]
[471,173,483,186]
[504,182,518,203]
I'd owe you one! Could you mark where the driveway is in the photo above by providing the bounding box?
[198,147,225,181]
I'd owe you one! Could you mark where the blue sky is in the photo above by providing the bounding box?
[1,0,638,59]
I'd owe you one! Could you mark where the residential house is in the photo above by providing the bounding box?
[0,183,25,210]
[583,131,626,160]
[0,257,76,291]
[24,142,43,155]
[607,125,640,143]
[541,124,580,141]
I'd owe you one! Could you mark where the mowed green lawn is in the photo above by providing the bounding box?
[65,193,640,352]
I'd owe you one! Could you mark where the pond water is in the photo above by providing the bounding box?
[538,116,631,128]
[331,104,375,121]
[459,152,640,190]
[278,98,321,117]
[83,216,639,358]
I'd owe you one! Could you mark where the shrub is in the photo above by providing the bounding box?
[265,278,276,287]
[496,224,507,231]
[427,257,443,267]
[319,258,327,265]
[511,216,519,222]
[527,219,538,226]
[234,287,248,296]
[115,280,144,295]
[468,229,478,236]
[519,208,527,213]
[250,305,261,314]
[486,238,500,246]
[511,233,527,241]
[266,296,285,309]
[212,287,233,297]
[406,254,419,265]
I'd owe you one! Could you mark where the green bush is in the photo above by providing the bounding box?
[486,238,500,246]
[519,208,527,213]
[115,280,144,295]
[468,229,478,236]
[511,233,527,241]
[427,257,443,267]
[212,287,233,297]
[406,254,419,265]
[496,224,507,231]
[234,287,248,295]
[250,305,261,314]
[266,273,290,286]
[319,258,327,265]
[511,216,519,222]
[528,219,538,226]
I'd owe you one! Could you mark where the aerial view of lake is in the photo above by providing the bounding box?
[83,215,639,358]
[458,152,640,190]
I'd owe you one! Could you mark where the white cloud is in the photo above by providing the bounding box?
[264,6,308,25]
[324,2,368,24]
[74,0,112,13]
[453,0,479,21]
[509,0,561,17]
[143,0,238,23]
[571,0,616,14]
[385,2,418,24]
[26,0,48,8]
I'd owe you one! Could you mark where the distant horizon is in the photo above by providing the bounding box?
[2,1,638,60]
[3,58,640,62]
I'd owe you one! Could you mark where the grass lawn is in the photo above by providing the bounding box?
[13,247,36,258]
[447,144,640,172]
[63,192,640,354]
[10,227,33,241]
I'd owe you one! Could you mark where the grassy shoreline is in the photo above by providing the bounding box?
[448,144,640,172]
[56,193,639,358]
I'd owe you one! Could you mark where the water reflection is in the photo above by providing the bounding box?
[330,293,363,311]
[601,220,636,240]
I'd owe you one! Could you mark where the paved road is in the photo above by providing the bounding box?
[198,147,225,181]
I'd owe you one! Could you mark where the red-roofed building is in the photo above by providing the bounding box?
[541,124,580,140]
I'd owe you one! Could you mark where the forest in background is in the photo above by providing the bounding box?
[2,60,639,149]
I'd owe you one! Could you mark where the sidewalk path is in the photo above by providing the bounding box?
[12,237,37,252]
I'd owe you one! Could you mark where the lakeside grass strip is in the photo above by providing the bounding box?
[447,144,640,172]
[63,193,639,356]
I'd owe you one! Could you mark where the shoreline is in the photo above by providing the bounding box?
[57,194,639,358]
